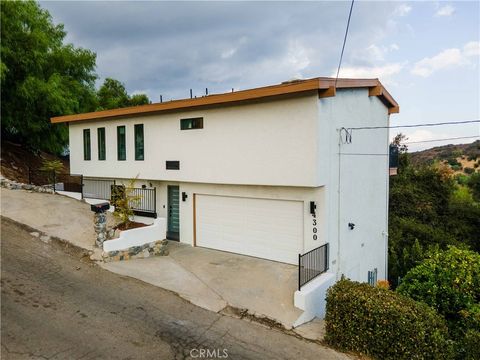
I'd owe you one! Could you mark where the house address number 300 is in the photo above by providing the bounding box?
[312,213,318,241]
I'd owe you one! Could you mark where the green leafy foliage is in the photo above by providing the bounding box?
[97,78,150,110]
[39,159,64,174]
[397,247,480,358]
[325,279,453,360]
[1,2,150,155]
[1,1,97,154]
[129,93,150,107]
[111,177,142,229]
[389,152,480,285]
[467,172,480,201]
[397,247,480,319]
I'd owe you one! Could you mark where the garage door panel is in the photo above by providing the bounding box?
[196,195,303,264]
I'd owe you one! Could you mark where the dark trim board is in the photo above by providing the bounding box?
[133,210,157,218]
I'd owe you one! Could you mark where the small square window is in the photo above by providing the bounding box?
[180,117,203,130]
[166,161,180,170]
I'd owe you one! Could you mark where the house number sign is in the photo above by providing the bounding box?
[312,213,318,241]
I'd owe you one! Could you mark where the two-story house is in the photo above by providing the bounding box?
[52,77,398,292]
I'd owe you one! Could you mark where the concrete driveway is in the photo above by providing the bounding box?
[102,241,304,329]
[1,188,319,336]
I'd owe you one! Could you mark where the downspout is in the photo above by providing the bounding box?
[336,130,342,279]
[385,113,391,279]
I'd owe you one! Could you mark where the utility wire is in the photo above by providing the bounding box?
[335,0,355,88]
[348,119,480,130]
[404,135,480,145]
[339,135,479,156]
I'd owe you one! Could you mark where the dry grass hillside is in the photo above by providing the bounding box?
[410,140,480,175]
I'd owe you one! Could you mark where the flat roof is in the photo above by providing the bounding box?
[51,77,399,124]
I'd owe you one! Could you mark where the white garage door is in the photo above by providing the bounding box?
[195,195,304,264]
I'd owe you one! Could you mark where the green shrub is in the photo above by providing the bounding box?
[461,329,480,360]
[448,158,461,167]
[447,304,480,359]
[397,247,480,320]
[455,174,469,185]
[325,279,452,359]
[464,167,474,174]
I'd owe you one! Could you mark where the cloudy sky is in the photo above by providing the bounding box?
[41,1,479,151]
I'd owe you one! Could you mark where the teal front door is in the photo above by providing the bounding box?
[167,185,180,240]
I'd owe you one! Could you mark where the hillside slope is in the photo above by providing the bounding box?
[1,141,70,183]
[410,140,480,174]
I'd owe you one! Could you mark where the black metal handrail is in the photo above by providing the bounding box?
[128,187,156,216]
[85,179,157,218]
[298,243,329,290]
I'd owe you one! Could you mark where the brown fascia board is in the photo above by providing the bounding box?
[51,77,399,124]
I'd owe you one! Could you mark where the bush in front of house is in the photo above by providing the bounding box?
[324,279,452,360]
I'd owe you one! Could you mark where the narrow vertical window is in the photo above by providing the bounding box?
[83,129,91,160]
[135,124,144,161]
[97,127,106,160]
[117,126,126,161]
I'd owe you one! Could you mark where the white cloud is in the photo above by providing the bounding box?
[389,43,400,51]
[435,4,455,17]
[394,4,412,17]
[366,44,386,61]
[221,48,237,59]
[463,41,480,57]
[335,63,405,84]
[411,41,479,77]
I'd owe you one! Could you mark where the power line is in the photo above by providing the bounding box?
[335,0,355,88]
[348,119,480,130]
[404,135,480,145]
[339,135,479,156]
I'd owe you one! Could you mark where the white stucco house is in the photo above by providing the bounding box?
[52,77,398,323]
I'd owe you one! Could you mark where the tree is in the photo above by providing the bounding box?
[111,177,142,230]
[391,133,409,154]
[97,78,150,110]
[97,78,129,110]
[129,93,150,106]
[1,1,97,154]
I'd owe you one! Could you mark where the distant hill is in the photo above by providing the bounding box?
[409,140,480,175]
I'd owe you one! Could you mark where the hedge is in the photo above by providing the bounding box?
[325,279,453,359]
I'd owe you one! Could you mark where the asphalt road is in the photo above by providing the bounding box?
[1,217,348,360]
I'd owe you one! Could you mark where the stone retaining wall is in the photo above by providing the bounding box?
[1,176,54,193]
[102,239,169,262]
